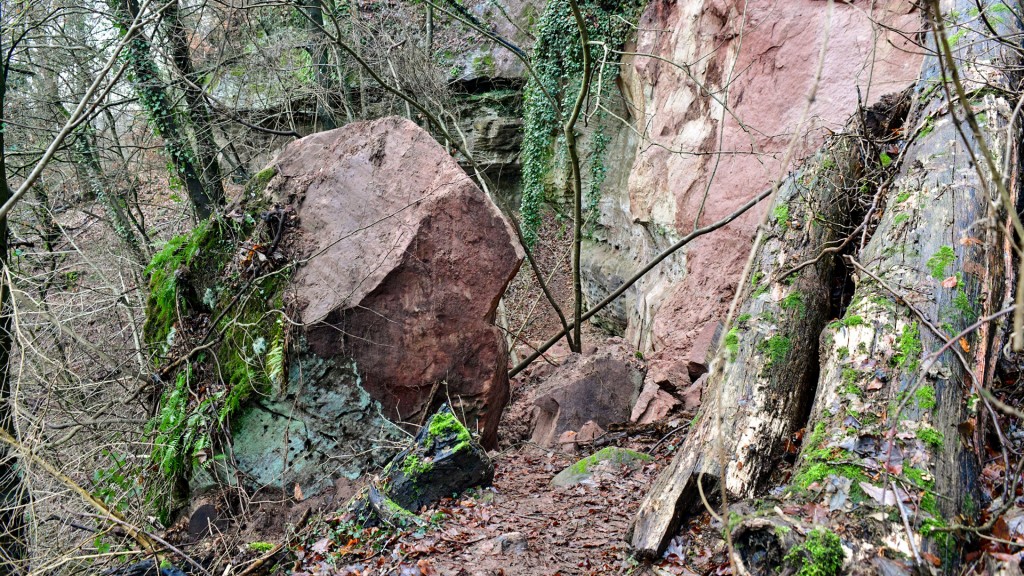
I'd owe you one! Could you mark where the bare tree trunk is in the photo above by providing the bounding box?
[160,0,226,205]
[300,0,339,131]
[109,0,221,219]
[0,20,25,570]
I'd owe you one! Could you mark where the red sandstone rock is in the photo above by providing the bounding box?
[622,0,923,390]
[278,117,524,447]
[530,342,644,448]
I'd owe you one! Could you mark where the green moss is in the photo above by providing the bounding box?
[781,292,805,316]
[245,166,277,197]
[774,204,791,226]
[401,454,434,476]
[926,246,956,280]
[915,385,937,410]
[895,322,923,372]
[427,411,472,452]
[143,219,220,348]
[842,315,864,327]
[841,369,862,396]
[922,518,956,559]
[895,190,912,204]
[836,347,849,359]
[954,288,977,323]
[724,328,740,361]
[893,213,910,226]
[785,528,844,576]
[917,426,944,450]
[247,541,275,553]
[737,313,752,324]
[568,447,650,476]
[751,271,764,287]
[760,335,792,367]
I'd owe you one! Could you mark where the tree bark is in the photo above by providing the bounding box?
[161,0,226,208]
[629,119,890,557]
[109,0,221,220]
[0,11,25,568]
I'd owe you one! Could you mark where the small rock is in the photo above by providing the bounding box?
[630,381,680,424]
[557,430,578,453]
[345,405,493,526]
[530,343,644,448]
[682,373,708,412]
[493,532,529,554]
[576,421,605,444]
[551,447,651,487]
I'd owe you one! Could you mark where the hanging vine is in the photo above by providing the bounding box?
[519,0,642,245]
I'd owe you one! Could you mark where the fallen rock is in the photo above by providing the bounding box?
[347,405,494,525]
[278,117,524,447]
[557,430,578,454]
[473,532,530,555]
[576,420,605,444]
[630,381,680,424]
[683,373,708,412]
[551,447,651,487]
[529,341,644,447]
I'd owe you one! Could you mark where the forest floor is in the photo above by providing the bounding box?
[281,371,730,576]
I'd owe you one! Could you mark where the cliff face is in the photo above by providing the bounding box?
[588,0,923,387]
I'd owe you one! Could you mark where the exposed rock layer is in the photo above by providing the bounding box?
[592,0,923,386]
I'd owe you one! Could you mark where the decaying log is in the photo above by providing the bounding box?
[628,117,900,557]
[630,0,1022,563]
[772,2,1019,570]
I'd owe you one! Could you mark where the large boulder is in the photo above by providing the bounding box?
[529,340,645,447]
[276,117,524,448]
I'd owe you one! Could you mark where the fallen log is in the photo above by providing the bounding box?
[631,0,1020,570]
[628,98,910,556]
[753,2,1019,570]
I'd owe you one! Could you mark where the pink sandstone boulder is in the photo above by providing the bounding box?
[275,117,524,447]
[530,340,645,447]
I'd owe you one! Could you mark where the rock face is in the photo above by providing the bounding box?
[276,117,524,448]
[530,341,644,447]
[579,0,923,394]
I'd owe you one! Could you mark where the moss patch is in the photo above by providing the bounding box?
[895,322,923,372]
[917,426,944,450]
[785,528,844,576]
[724,328,740,361]
[926,246,956,280]
[553,447,651,487]
[426,411,472,453]
[760,335,792,368]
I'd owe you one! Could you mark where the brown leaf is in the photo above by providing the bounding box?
[921,552,942,567]
[942,275,958,289]
[960,236,983,246]
[294,483,304,501]
[960,337,970,353]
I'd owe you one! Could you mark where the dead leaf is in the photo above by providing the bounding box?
[294,482,305,501]
[960,337,970,353]
[921,552,942,567]
[960,236,983,246]
[311,538,331,554]
[859,482,910,505]
[942,275,958,288]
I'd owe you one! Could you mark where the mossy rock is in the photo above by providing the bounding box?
[344,404,493,525]
[551,447,651,487]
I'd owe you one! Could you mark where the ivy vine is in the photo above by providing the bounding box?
[519,0,643,245]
